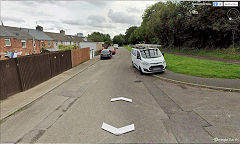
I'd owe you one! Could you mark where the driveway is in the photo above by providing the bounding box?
[1,47,239,143]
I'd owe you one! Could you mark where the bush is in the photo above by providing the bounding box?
[58,44,79,51]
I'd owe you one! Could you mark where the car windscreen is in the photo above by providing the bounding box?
[101,50,109,54]
[140,49,162,58]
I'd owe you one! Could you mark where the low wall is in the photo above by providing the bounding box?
[72,47,90,67]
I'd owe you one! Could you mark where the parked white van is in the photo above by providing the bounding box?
[131,47,166,74]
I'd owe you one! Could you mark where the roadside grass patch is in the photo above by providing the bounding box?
[165,54,240,79]
[125,46,132,51]
[162,47,240,61]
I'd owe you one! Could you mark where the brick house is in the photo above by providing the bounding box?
[70,35,83,47]
[0,25,35,60]
[22,25,54,53]
[45,30,85,51]
[45,30,72,51]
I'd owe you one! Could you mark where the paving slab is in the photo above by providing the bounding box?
[0,93,68,143]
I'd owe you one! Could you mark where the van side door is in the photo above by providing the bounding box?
[135,50,141,68]
[131,49,135,62]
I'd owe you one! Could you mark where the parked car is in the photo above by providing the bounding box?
[108,47,116,55]
[113,44,119,49]
[131,47,166,74]
[100,49,112,59]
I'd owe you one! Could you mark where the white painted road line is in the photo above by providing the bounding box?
[101,122,119,135]
[118,124,135,134]
[101,122,135,136]
[110,97,132,103]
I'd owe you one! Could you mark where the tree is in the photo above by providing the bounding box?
[113,34,125,46]
[88,32,112,42]
[129,27,145,44]
[125,26,138,44]
[137,1,240,49]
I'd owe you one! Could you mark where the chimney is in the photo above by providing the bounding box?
[60,30,65,35]
[36,25,43,31]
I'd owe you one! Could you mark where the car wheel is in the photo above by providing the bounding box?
[139,66,143,75]
[132,61,135,68]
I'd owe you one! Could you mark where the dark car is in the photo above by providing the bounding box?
[100,49,112,59]
[108,47,116,55]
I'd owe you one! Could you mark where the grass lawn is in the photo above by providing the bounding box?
[165,54,240,79]
[162,48,240,61]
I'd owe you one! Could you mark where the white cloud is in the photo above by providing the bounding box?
[108,9,141,25]
[1,17,25,23]
[1,1,157,37]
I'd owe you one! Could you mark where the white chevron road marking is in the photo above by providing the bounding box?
[101,122,135,135]
[110,97,132,103]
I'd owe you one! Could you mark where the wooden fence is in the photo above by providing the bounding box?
[0,48,90,100]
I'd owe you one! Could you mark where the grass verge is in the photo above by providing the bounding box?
[162,47,240,61]
[125,46,132,51]
[165,54,240,79]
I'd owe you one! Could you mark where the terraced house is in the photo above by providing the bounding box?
[0,25,34,60]
[21,25,54,52]
[44,30,84,51]
[0,24,100,60]
[0,25,54,60]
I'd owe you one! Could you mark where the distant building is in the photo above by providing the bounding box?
[77,33,83,37]
[45,30,84,51]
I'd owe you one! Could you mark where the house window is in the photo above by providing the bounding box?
[48,41,51,48]
[33,40,36,48]
[4,38,11,46]
[41,41,45,47]
[21,40,26,48]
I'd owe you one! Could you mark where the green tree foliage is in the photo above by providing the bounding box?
[125,26,138,44]
[113,34,125,46]
[88,32,112,43]
[129,27,145,44]
[125,1,240,49]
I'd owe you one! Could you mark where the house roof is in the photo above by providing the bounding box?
[4,26,33,40]
[45,32,84,43]
[66,35,84,43]
[0,25,15,37]
[22,28,53,40]
[45,32,69,42]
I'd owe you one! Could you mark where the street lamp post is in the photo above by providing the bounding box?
[232,29,235,49]
[227,8,239,49]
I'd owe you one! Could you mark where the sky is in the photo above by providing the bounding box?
[0,1,157,38]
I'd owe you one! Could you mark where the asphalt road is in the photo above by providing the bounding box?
[1,47,240,143]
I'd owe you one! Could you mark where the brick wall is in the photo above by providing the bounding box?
[0,38,55,60]
[71,47,90,67]
[0,37,36,59]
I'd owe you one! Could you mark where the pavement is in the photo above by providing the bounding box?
[0,57,99,120]
[0,47,240,143]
